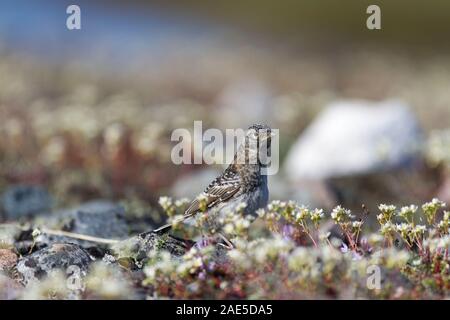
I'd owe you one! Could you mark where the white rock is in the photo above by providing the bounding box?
[284,99,423,180]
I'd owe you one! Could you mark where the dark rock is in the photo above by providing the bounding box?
[15,240,46,256]
[111,231,192,268]
[64,201,129,238]
[35,201,129,248]
[1,185,52,220]
[57,201,128,238]
[16,243,93,286]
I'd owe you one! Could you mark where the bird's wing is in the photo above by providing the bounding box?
[184,175,242,217]
[153,168,241,234]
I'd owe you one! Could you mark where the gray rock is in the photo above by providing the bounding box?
[111,231,230,269]
[0,224,23,246]
[16,243,93,286]
[1,185,52,220]
[61,201,129,239]
[34,201,129,248]
[284,99,423,180]
[111,231,192,267]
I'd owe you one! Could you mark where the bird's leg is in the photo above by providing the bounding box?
[218,232,235,250]
[195,224,217,249]
[196,235,216,249]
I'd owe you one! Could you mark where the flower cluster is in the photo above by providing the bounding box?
[331,206,354,223]
[138,198,450,299]
[158,196,192,232]
[438,211,450,235]
[259,201,326,246]
[422,198,446,225]
[219,205,254,238]
[330,206,363,252]
[376,199,448,252]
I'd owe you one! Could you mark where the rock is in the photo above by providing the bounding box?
[0,248,18,272]
[1,185,52,220]
[58,201,129,238]
[0,224,23,246]
[111,231,232,269]
[16,243,93,286]
[171,169,221,199]
[284,99,423,180]
[111,231,192,268]
[34,201,129,248]
[0,274,22,300]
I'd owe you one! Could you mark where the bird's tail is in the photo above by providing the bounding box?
[153,222,173,234]
[152,213,196,234]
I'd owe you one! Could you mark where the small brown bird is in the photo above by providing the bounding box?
[154,124,274,247]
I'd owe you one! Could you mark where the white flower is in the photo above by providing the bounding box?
[224,223,234,234]
[158,196,172,210]
[396,223,413,239]
[380,222,395,235]
[267,200,281,211]
[378,204,396,213]
[412,225,426,236]
[396,223,411,233]
[296,206,309,221]
[378,204,396,222]
[236,202,248,212]
[398,205,418,221]
[174,198,190,207]
[352,221,363,229]
[331,206,353,223]
[422,198,446,223]
[256,208,266,218]
[310,209,324,224]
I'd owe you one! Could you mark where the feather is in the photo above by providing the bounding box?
[153,166,242,234]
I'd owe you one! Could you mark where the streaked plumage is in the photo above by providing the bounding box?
[154,124,273,243]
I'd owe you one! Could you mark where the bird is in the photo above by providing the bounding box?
[154,124,275,248]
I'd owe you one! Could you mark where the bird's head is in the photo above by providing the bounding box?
[234,124,275,167]
[246,124,274,149]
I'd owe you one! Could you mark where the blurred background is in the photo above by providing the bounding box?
[1,0,450,227]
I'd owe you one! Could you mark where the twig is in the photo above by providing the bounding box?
[40,228,120,245]
[0,223,120,245]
